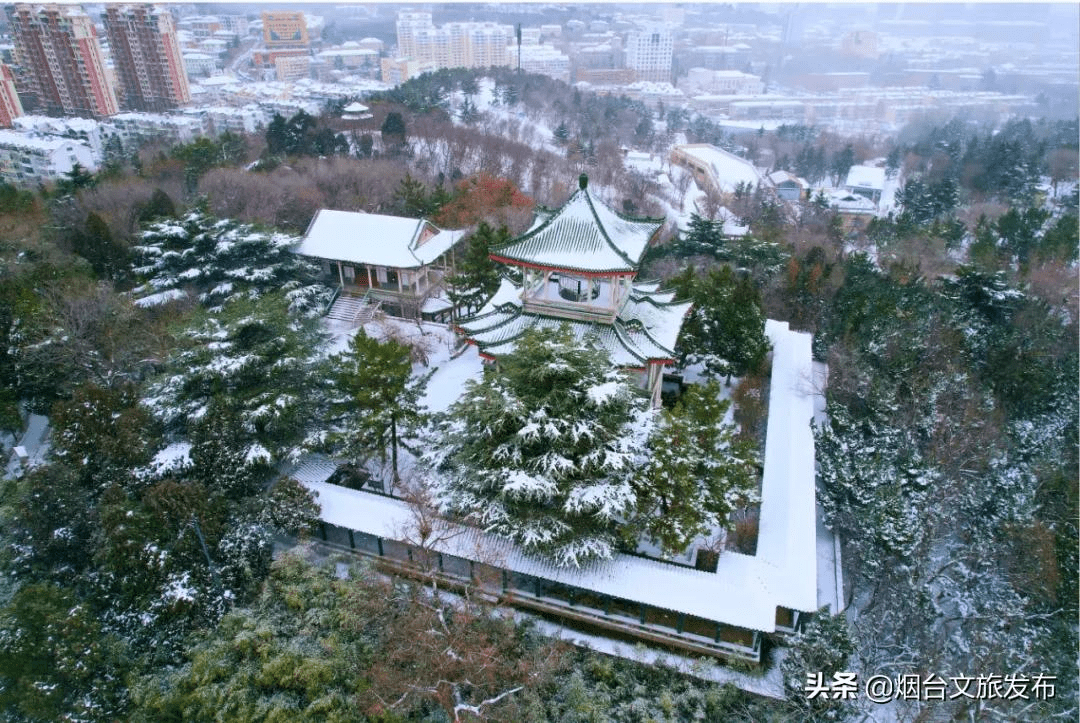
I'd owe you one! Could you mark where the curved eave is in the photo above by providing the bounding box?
[491,188,662,273]
[489,254,638,276]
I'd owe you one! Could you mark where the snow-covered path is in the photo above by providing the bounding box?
[811,360,845,615]
[4,413,48,478]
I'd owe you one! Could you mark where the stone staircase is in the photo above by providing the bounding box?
[326,293,381,324]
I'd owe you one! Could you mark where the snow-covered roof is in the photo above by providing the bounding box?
[845,165,885,191]
[491,179,662,274]
[673,144,761,194]
[457,277,690,367]
[767,170,806,187]
[822,189,877,214]
[290,320,819,633]
[0,130,86,152]
[294,210,465,269]
[342,101,369,113]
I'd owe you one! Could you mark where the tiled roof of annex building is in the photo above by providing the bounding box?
[457,277,691,367]
[490,175,663,274]
[294,209,464,269]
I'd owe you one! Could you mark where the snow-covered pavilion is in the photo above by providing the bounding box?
[294,209,464,320]
[456,174,691,407]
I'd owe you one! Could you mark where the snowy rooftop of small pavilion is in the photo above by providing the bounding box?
[294,209,464,269]
[490,178,662,274]
[456,277,691,366]
[290,320,817,633]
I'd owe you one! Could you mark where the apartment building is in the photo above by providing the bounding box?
[0,129,96,183]
[262,11,308,48]
[0,63,24,127]
[6,3,118,118]
[104,4,191,113]
[395,12,513,71]
[625,26,673,83]
[380,56,435,86]
[107,110,204,146]
[395,11,432,59]
[518,44,570,83]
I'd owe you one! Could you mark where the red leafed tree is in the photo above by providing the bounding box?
[433,174,535,233]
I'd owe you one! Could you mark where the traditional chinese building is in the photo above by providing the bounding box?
[456,174,691,407]
[294,209,464,322]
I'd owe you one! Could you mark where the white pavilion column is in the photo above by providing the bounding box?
[648,362,663,408]
[366,266,373,289]
[337,261,344,287]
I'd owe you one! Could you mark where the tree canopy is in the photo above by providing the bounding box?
[430,325,651,567]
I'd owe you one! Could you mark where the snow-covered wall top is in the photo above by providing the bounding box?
[291,320,821,633]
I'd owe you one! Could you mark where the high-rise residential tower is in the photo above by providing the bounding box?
[394,11,512,71]
[0,63,25,127]
[104,4,190,112]
[5,3,118,118]
[625,26,673,83]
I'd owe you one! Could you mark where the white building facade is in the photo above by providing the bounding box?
[0,130,97,184]
[625,26,673,83]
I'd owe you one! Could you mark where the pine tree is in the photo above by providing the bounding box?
[459,96,479,124]
[829,144,856,186]
[326,329,428,484]
[430,325,651,567]
[131,208,329,313]
[447,222,503,316]
[190,401,269,500]
[780,609,855,719]
[675,266,770,381]
[143,294,326,463]
[678,212,722,256]
[634,380,759,555]
[393,173,431,217]
[380,111,407,148]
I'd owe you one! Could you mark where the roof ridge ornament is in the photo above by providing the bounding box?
[579,173,588,190]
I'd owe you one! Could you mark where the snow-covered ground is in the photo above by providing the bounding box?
[812,360,844,615]
[4,413,48,478]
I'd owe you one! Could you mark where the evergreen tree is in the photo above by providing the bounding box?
[829,144,856,186]
[553,122,570,143]
[459,95,479,124]
[56,162,95,194]
[71,212,128,280]
[380,111,407,148]
[884,146,901,178]
[135,188,176,224]
[674,266,770,381]
[131,208,330,313]
[51,383,156,491]
[264,113,289,156]
[0,583,128,721]
[393,173,432,217]
[781,610,856,720]
[447,221,504,315]
[430,325,651,567]
[143,294,326,463]
[326,329,428,483]
[678,212,723,256]
[634,380,759,555]
[189,401,270,500]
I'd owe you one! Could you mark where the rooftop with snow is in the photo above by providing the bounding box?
[290,319,819,660]
[294,210,464,270]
